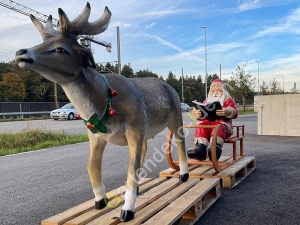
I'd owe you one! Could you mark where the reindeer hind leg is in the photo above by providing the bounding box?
[120,131,144,221]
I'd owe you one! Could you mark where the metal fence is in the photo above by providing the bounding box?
[0,102,69,119]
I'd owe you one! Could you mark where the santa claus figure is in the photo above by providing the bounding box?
[187,78,238,161]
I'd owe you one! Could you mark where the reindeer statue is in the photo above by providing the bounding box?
[15,2,189,222]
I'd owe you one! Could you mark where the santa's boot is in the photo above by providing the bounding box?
[208,143,222,161]
[187,142,207,160]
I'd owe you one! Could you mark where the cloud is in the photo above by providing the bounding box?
[146,22,155,28]
[141,31,204,62]
[253,7,300,38]
[238,0,261,11]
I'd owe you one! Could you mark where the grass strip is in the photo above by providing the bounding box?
[0,127,88,156]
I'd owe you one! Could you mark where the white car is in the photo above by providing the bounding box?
[181,103,190,112]
[50,103,79,120]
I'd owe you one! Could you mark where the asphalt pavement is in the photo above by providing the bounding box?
[1,114,300,225]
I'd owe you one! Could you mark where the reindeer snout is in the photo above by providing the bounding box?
[16,49,28,56]
[15,49,34,65]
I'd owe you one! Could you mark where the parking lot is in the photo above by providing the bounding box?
[1,114,300,225]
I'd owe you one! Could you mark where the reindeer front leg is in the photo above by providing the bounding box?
[87,131,107,209]
[168,121,189,182]
[120,132,143,221]
[174,126,189,182]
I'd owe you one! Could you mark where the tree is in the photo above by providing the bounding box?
[135,69,158,78]
[0,72,27,101]
[230,64,255,112]
[121,63,134,78]
[95,63,105,73]
[166,71,181,97]
[269,79,283,94]
[259,79,283,95]
[260,80,269,95]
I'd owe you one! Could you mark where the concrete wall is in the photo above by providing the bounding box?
[257,94,300,136]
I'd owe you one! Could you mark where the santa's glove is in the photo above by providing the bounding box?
[192,107,201,119]
[224,107,235,118]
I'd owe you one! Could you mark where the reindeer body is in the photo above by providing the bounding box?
[15,3,189,221]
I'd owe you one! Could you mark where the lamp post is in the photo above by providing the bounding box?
[117,26,121,75]
[181,68,184,102]
[201,26,207,98]
[255,61,259,95]
[282,75,284,93]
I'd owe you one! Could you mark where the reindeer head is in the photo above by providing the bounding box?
[15,2,111,84]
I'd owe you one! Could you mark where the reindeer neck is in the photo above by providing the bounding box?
[61,68,109,121]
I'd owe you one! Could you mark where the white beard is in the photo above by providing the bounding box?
[207,94,226,106]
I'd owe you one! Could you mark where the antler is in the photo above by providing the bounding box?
[58,2,111,35]
[30,14,60,40]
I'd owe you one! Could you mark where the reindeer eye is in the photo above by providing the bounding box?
[55,48,65,53]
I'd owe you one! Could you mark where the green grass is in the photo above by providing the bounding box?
[0,127,88,156]
[237,107,257,115]
[0,115,50,122]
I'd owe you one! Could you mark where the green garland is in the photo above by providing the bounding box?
[82,74,113,134]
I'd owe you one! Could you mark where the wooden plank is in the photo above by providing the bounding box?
[124,179,201,225]
[159,167,178,176]
[217,156,255,176]
[217,156,256,188]
[86,178,181,225]
[142,178,220,225]
[189,166,213,177]
[64,178,166,225]
[160,156,232,178]
[41,178,153,225]
[42,177,222,225]
[174,165,201,176]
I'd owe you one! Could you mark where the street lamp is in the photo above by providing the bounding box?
[201,26,207,98]
[282,75,284,93]
[255,61,259,95]
[117,26,121,74]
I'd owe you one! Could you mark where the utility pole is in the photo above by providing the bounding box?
[201,26,207,98]
[181,68,184,102]
[117,26,121,74]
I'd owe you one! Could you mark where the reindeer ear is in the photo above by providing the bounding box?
[73,45,96,68]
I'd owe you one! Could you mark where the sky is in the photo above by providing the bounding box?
[1,0,300,92]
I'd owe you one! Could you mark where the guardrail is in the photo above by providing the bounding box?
[0,111,51,116]
[0,102,69,119]
[0,111,51,119]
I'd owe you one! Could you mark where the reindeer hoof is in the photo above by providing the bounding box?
[95,196,108,209]
[120,210,134,221]
[179,173,189,183]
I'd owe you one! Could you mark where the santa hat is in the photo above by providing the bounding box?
[210,78,228,92]
[211,78,224,84]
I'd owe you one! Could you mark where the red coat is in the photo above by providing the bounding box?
[195,98,238,140]
[200,97,238,126]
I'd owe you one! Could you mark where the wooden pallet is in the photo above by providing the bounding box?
[41,177,221,225]
[160,156,256,189]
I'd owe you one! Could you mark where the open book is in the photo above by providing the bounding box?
[192,100,222,121]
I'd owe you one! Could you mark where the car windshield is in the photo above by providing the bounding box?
[61,104,74,109]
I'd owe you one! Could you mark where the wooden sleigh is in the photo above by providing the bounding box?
[160,124,256,188]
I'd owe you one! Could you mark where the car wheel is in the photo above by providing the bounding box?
[68,113,74,120]
[187,108,189,112]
